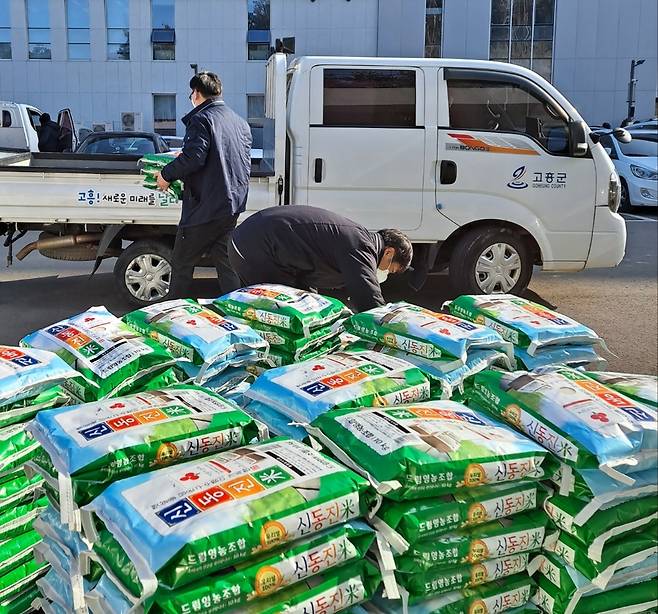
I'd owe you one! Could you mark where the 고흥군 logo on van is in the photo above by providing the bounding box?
[507,166,529,189]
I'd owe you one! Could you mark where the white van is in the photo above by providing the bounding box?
[0,55,625,304]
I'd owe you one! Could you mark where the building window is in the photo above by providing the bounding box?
[425,0,442,58]
[151,0,174,60]
[247,94,265,149]
[106,0,129,60]
[153,94,176,136]
[26,0,50,59]
[490,0,555,81]
[67,0,90,60]
[0,0,10,59]
[323,69,417,128]
[247,0,270,60]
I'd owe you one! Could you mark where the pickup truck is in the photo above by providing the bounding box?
[0,102,77,156]
[0,54,626,306]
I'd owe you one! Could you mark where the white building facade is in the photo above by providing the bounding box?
[0,0,656,140]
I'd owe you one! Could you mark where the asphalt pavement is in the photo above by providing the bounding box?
[1,211,656,374]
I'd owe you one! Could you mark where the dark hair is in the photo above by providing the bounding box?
[40,113,51,123]
[189,71,222,98]
[379,229,413,270]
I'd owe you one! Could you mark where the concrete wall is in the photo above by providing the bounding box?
[551,0,657,125]
[1,0,656,134]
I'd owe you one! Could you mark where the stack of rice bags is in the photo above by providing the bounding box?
[306,400,550,613]
[0,345,78,613]
[212,284,349,367]
[466,366,658,614]
[122,298,268,384]
[446,295,607,371]
[25,384,268,612]
[21,306,179,403]
[242,345,432,440]
[80,437,381,613]
[344,302,514,399]
[139,153,183,200]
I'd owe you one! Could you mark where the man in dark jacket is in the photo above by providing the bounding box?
[228,206,413,312]
[37,113,62,152]
[155,71,252,298]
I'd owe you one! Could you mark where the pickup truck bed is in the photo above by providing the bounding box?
[0,152,275,225]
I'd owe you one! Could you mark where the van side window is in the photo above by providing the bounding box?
[323,69,416,128]
[1,110,11,127]
[447,78,569,154]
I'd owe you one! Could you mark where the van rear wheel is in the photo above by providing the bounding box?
[449,227,533,295]
[114,240,172,306]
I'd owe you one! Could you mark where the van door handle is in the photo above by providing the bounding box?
[440,160,457,184]
[314,158,324,183]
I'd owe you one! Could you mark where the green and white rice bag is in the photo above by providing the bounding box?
[543,528,657,589]
[116,521,377,613]
[140,154,183,200]
[21,306,178,402]
[346,302,513,363]
[544,459,657,511]
[0,584,41,614]
[0,470,43,516]
[246,348,431,423]
[531,551,658,614]
[350,340,513,399]
[469,367,658,481]
[27,385,265,511]
[544,492,658,561]
[0,530,42,579]
[382,573,535,612]
[585,372,658,409]
[398,553,530,602]
[0,386,71,430]
[447,295,603,356]
[0,557,48,604]
[123,299,268,383]
[0,496,47,541]
[213,284,350,336]
[256,339,342,368]
[395,510,546,570]
[308,402,547,500]
[0,424,40,478]
[84,438,377,598]
[228,315,343,359]
[374,481,546,551]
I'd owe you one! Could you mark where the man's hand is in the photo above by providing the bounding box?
[155,171,170,192]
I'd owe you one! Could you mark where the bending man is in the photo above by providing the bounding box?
[228,205,413,312]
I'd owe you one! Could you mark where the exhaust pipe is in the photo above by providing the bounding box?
[16,233,103,261]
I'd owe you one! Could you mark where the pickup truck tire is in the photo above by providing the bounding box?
[448,227,532,296]
[114,240,172,306]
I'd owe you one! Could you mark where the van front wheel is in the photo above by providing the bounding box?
[448,227,533,295]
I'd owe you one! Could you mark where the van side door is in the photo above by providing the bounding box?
[437,68,596,266]
[306,66,425,230]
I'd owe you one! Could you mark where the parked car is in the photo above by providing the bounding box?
[162,136,184,153]
[626,118,658,131]
[597,130,658,211]
[75,131,170,155]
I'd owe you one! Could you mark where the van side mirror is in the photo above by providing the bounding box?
[568,120,588,157]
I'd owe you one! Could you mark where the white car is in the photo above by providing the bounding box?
[598,131,658,211]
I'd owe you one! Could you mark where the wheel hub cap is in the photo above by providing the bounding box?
[125,254,171,302]
[475,242,522,294]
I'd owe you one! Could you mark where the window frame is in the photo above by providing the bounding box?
[26,0,51,60]
[488,0,556,82]
[151,0,175,60]
[66,0,90,60]
[105,0,130,60]
[313,66,423,129]
[424,0,443,59]
[0,0,11,60]
[152,93,177,136]
[444,68,573,157]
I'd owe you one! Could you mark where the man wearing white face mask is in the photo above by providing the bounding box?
[228,206,413,312]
